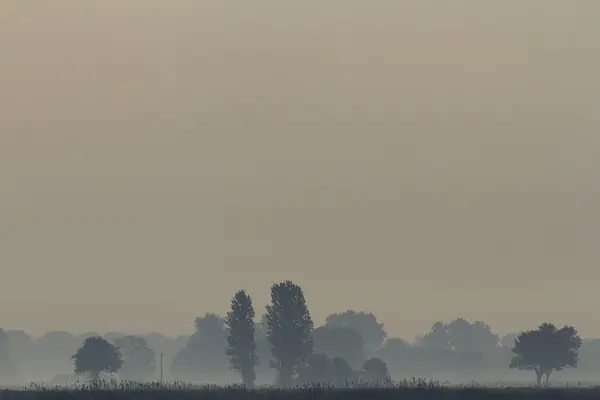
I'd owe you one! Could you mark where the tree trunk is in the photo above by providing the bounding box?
[277,365,293,389]
[544,371,552,388]
[535,369,542,388]
[241,366,256,389]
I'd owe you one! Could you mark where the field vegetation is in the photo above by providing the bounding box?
[2,379,599,400]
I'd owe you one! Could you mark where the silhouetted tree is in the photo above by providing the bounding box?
[72,336,123,379]
[225,290,258,388]
[265,280,314,387]
[312,326,365,368]
[171,313,230,383]
[325,311,386,355]
[510,323,582,387]
[362,357,390,384]
[113,336,156,381]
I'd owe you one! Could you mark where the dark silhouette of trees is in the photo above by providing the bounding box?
[113,336,156,381]
[362,357,390,384]
[170,313,230,383]
[312,326,365,368]
[325,311,386,355]
[265,280,314,387]
[225,290,258,388]
[72,336,123,379]
[510,323,582,387]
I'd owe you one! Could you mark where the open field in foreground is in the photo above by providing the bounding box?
[2,384,599,400]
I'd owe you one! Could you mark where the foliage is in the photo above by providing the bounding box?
[330,356,354,386]
[325,311,387,355]
[225,290,258,388]
[72,337,123,379]
[170,313,230,383]
[416,318,499,355]
[265,280,314,387]
[296,353,356,387]
[416,322,450,350]
[113,336,156,381]
[296,353,331,385]
[362,357,390,383]
[447,318,499,354]
[312,326,365,368]
[510,323,582,387]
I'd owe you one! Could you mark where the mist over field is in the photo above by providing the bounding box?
[1,0,600,389]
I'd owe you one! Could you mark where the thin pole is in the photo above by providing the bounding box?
[160,352,164,382]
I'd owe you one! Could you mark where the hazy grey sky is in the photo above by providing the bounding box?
[1,1,600,340]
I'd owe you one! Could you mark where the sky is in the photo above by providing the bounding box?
[1,1,600,340]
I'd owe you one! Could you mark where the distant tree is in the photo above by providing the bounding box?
[136,332,188,381]
[296,354,356,388]
[5,330,35,381]
[378,338,411,373]
[36,331,80,380]
[312,326,365,368]
[510,323,582,388]
[330,356,354,386]
[297,353,331,386]
[225,290,258,388]
[0,329,18,383]
[265,280,314,387]
[416,321,451,350]
[113,336,156,381]
[170,313,230,383]
[417,318,499,356]
[325,311,386,355]
[447,318,499,355]
[72,336,123,379]
[362,357,390,384]
[380,338,410,355]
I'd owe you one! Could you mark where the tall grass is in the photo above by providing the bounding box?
[3,379,600,400]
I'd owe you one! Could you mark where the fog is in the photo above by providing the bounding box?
[1,0,600,388]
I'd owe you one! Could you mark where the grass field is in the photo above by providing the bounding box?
[1,380,597,400]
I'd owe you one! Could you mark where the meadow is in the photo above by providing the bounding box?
[1,380,595,400]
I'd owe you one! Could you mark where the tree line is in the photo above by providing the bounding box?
[0,281,592,388]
